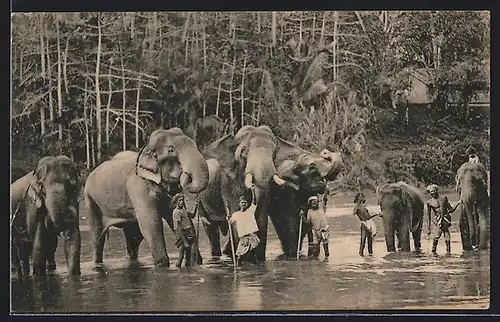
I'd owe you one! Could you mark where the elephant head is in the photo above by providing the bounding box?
[203,125,294,194]
[275,145,343,194]
[135,128,209,194]
[27,155,80,231]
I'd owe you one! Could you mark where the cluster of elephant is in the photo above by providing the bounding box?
[376,164,490,253]
[10,124,490,280]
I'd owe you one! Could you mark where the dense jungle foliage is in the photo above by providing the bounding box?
[11,11,490,191]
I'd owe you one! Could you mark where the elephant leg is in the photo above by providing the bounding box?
[123,223,144,261]
[459,206,472,251]
[46,233,58,272]
[397,219,411,252]
[465,202,478,249]
[32,217,47,276]
[86,196,106,266]
[203,220,221,257]
[269,213,289,257]
[63,227,81,275]
[477,203,489,250]
[128,179,170,267]
[412,228,422,253]
[383,219,396,252]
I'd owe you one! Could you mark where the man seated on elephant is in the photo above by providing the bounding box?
[172,193,197,267]
[227,195,260,265]
[352,192,380,257]
[426,184,461,255]
[301,196,330,259]
[455,147,482,194]
[466,146,480,164]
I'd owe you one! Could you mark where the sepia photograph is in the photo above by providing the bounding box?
[10,10,490,313]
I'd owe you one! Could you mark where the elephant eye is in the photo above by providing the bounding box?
[309,164,317,172]
[166,145,175,154]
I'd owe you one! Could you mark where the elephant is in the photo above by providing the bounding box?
[267,150,343,259]
[198,125,302,262]
[456,162,490,251]
[83,128,209,268]
[376,181,425,253]
[10,156,81,279]
[198,125,342,262]
[186,115,225,149]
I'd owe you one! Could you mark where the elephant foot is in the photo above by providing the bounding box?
[154,257,170,268]
[472,245,479,252]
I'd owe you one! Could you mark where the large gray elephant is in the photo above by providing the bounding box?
[268,149,343,259]
[198,125,342,262]
[83,128,209,268]
[11,156,81,279]
[456,162,490,251]
[376,181,425,253]
[198,125,300,262]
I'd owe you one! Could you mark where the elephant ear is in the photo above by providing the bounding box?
[203,134,238,180]
[275,137,308,166]
[276,159,301,191]
[136,145,162,184]
[234,125,256,142]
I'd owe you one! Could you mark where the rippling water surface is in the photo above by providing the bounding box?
[11,194,490,312]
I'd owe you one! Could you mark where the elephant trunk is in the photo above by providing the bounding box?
[177,144,210,194]
[322,151,343,181]
[244,147,285,190]
[44,184,70,231]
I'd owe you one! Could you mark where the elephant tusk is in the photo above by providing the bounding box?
[180,172,192,189]
[272,174,286,186]
[244,173,254,189]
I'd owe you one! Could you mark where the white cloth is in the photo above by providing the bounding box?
[230,204,259,237]
[361,219,377,236]
[469,156,480,164]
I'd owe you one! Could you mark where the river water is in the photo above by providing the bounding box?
[11,193,490,312]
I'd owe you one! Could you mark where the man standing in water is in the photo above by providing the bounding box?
[301,196,330,259]
[426,184,462,255]
[172,193,197,267]
[352,192,380,257]
[227,195,260,265]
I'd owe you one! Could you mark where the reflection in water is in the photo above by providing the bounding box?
[11,213,490,312]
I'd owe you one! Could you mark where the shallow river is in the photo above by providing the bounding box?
[11,193,490,312]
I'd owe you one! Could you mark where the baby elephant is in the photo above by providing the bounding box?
[11,156,81,279]
[376,181,425,253]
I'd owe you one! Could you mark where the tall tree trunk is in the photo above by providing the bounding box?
[135,77,142,149]
[240,53,247,127]
[84,78,90,169]
[45,21,54,127]
[95,14,103,162]
[119,42,127,151]
[39,14,46,136]
[271,12,277,47]
[56,18,63,143]
[105,58,113,147]
[229,54,236,134]
[63,37,70,95]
